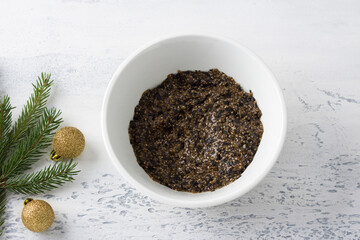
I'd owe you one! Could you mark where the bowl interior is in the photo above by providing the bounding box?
[103,35,286,207]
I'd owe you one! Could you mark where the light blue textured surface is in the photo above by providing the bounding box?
[0,0,359,239]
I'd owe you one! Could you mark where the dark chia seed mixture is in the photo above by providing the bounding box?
[129,69,263,193]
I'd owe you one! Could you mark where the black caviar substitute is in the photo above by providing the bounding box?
[129,69,263,193]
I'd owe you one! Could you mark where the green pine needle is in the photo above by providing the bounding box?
[3,160,80,195]
[0,96,11,236]
[1,108,63,179]
[0,189,5,235]
[0,73,80,236]
[9,73,53,149]
[0,96,13,165]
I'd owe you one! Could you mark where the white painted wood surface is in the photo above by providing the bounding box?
[1,0,359,239]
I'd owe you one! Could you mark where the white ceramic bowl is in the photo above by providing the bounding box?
[102,34,286,208]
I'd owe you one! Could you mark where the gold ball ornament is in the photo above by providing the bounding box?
[21,198,55,232]
[51,126,85,161]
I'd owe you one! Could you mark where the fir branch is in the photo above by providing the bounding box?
[9,73,53,149]
[1,108,62,180]
[0,96,12,142]
[0,73,81,236]
[0,96,13,165]
[3,160,79,195]
[0,189,5,235]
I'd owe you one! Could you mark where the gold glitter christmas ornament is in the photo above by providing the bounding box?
[21,198,55,232]
[51,126,85,160]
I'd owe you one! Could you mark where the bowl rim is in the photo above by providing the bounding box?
[101,33,287,208]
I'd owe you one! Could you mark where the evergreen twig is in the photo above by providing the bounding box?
[0,96,11,235]
[0,189,5,235]
[0,96,13,165]
[0,73,80,235]
[1,108,63,180]
[9,73,53,149]
[3,160,79,195]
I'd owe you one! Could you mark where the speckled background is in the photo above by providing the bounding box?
[1,0,359,239]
